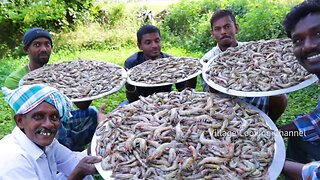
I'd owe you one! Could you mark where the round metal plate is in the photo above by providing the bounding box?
[19,61,127,102]
[91,95,286,180]
[202,56,318,97]
[242,100,286,179]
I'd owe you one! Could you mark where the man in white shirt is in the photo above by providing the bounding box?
[201,9,288,121]
[0,84,102,180]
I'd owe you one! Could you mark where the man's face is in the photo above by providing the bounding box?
[25,37,52,66]
[291,13,320,77]
[138,32,161,60]
[211,16,239,51]
[14,102,60,149]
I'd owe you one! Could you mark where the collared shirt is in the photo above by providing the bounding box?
[200,42,269,114]
[294,99,320,144]
[302,161,320,180]
[200,42,248,65]
[124,52,186,97]
[0,127,93,180]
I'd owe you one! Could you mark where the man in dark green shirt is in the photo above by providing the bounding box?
[4,27,98,151]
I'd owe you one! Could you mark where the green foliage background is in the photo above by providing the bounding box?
[160,0,302,52]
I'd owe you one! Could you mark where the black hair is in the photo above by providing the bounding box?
[210,9,236,30]
[137,25,161,44]
[283,0,320,38]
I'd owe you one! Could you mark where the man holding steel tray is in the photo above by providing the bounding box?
[201,9,288,122]
[3,27,98,151]
[124,25,197,103]
[280,0,320,179]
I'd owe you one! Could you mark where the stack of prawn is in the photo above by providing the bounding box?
[205,38,312,92]
[21,59,126,100]
[95,89,274,179]
[128,57,202,84]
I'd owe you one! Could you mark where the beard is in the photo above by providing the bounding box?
[36,53,50,65]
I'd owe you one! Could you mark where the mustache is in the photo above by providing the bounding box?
[220,36,230,40]
[39,52,49,55]
[35,128,57,134]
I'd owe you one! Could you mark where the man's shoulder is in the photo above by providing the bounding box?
[125,52,140,62]
[201,46,220,62]
[124,52,143,69]
[4,65,28,89]
[0,135,25,160]
[6,65,28,77]
[205,46,220,55]
[0,137,35,177]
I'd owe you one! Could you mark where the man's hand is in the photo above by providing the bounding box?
[282,160,303,180]
[97,103,107,124]
[68,156,102,180]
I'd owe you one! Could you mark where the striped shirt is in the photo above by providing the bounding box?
[294,99,320,144]
[58,106,98,151]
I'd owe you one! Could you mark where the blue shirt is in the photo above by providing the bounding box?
[294,99,320,144]
[125,52,186,97]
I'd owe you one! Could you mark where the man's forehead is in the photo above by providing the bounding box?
[213,16,233,26]
[141,32,160,40]
[292,12,320,36]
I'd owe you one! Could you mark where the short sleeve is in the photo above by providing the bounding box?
[293,103,320,144]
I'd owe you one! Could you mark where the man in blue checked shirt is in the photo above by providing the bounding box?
[280,0,320,179]
[4,27,99,151]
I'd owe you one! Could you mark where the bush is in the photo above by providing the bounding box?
[0,0,96,58]
[0,1,66,54]
[237,0,291,41]
[160,0,301,55]
[90,2,128,27]
[0,0,304,58]
[182,13,216,53]
[161,0,218,37]
[160,0,219,53]
[221,0,249,19]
